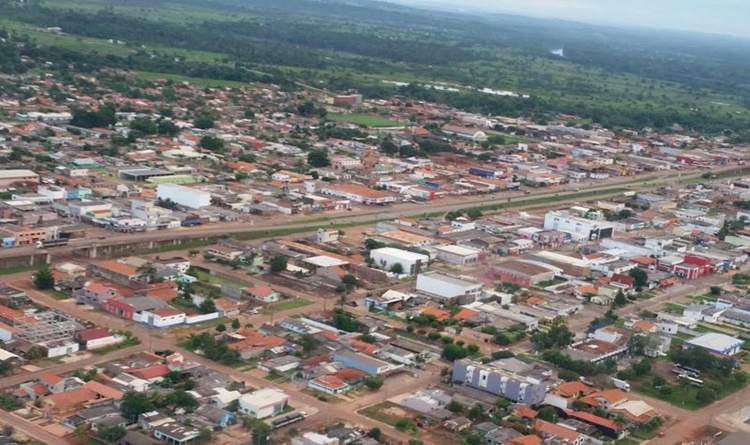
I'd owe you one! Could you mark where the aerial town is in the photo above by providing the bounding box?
[2,57,750,445]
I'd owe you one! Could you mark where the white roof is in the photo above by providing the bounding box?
[685,332,743,351]
[372,247,429,262]
[0,349,20,361]
[240,388,288,407]
[0,170,37,179]
[435,244,482,257]
[302,255,349,268]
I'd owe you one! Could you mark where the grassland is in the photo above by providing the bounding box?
[328,113,404,128]
[268,297,314,312]
[136,71,250,89]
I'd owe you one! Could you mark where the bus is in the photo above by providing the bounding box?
[271,412,307,430]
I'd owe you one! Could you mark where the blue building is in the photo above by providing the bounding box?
[66,187,93,201]
[333,350,391,376]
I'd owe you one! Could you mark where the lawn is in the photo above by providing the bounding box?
[89,337,141,355]
[0,264,45,276]
[632,372,750,410]
[189,268,248,289]
[328,113,404,128]
[269,297,314,312]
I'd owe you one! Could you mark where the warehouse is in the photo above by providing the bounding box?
[156,184,211,209]
[683,333,744,356]
[0,170,39,187]
[333,350,392,376]
[370,247,428,275]
[434,245,484,266]
[416,271,483,304]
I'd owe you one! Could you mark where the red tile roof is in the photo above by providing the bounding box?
[565,409,622,431]
[40,371,62,386]
[333,368,368,382]
[126,364,172,380]
[310,375,348,391]
[76,328,113,342]
[535,420,582,442]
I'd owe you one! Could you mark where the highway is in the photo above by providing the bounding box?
[1,166,739,261]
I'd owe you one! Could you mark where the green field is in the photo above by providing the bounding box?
[137,71,250,89]
[328,113,404,128]
[268,297,314,312]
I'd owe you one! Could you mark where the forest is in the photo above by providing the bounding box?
[2,0,750,135]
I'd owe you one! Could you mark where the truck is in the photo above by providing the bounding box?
[35,239,69,249]
[622,191,636,197]
[610,377,631,391]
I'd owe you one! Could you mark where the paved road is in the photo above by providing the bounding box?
[2,167,736,261]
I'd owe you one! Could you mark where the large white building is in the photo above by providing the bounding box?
[543,210,615,241]
[156,184,211,209]
[370,247,429,275]
[0,170,39,187]
[238,388,289,419]
[416,271,483,304]
[434,245,483,265]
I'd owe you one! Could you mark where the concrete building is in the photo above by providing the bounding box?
[452,358,548,405]
[684,333,744,356]
[530,251,591,277]
[489,260,559,287]
[415,271,483,304]
[156,184,211,209]
[238,388,289,419]
[0,170,39,187]
[544,210,615,241]
[370,247,428,275]
[292,432,340,445]
[434,245,484,266]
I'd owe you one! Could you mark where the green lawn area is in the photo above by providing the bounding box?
[0,264,45,276]
[358,402,407,427]
[269,297,314,312]
[137,71,251,88]
[328,113,404,128]
[663,302,685,314]
[189,268,247,289]
[632,373,750,410]
[89,337,141,355]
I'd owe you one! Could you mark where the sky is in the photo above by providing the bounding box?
[396,0,750,37]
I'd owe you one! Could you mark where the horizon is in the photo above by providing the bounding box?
[393,0,750,38]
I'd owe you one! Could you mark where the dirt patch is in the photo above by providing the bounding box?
[382,406,409,417]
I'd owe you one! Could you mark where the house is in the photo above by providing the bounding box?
[434,245,484,266]
[535,420,584,445]
[206,244,244,262]
[153,422,201,445]
[364,290,414,312]
[214,298,245,317]
[308,375,351,395]
[209,388,242,409]
[194,404,236,428]
[444,416,472,432]
[333,350,392,376]
[39,371,82,394]
[88,261,140,285]
[138,307,186,328]
[238,388,289,419]
[75,328,124,350]
[74,282,120,306]
[258,356,301,373]
[442,124,488,142]
[42,381,123,414]
[119,431,161,445]
[244,285,280,303]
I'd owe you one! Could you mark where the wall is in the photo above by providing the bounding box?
[185,312,220,324]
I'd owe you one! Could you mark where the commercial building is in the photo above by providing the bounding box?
[544,210,615,241]
[370,247,428,275]
[452,358,548,405]
[0,170,39,187]
[530,251,591,277]
[333,350,392,376]
[320,184,398,205]
[489,260,559,287]
[308,375,351,395]
[238,388,289,419]
[683,333,744,356]
[156,183,211,209]
[434,244,484,265]
[415,271,483,304]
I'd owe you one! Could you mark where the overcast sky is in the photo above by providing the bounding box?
[397,0,750,37]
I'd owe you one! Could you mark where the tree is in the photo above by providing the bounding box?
[537,406,558,422]
[193,113,215,129]
[360,333,377,344]
[129,117,157,135]
[299,334,319,353]
[251,421,272,445]
[72,424,90,445]
[709,286,723,296]
[632,359,652,376]
[696,388,717,404]
[96,425,126,443]
[364,376,384,390]
[216,323,226,333]
[200,135,225,151]
[389,263,404,274]
[364,238,386,250]
[231,318,241,329]
[157,119,180,136]
[467,403,484,420]
[341,274,358,290]
[367,428,382,440]
[629,268,649,291]
[652,375,666,387]
[270,255,288,273]
[24,345,47,360]
[446,400,463,413]
[467,344,480,354]
[614,290,628,307]
[466,209,483,220]
[442,344,468,361]
[136,262,157,282]
[33,266,55,290]
[121,391,155,421]
[307,149,330,168]
[558,369,580,381]
[199,298,217,314]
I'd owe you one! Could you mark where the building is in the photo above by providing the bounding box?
[415,271,483,304]
[153,422,200,445]
[308,375,351,395]
[490,260,558,287]
[206,244,244,262]
[333,350,392,376]
[74,282,120,306]
[238,388,289,419]
[75,328,123,350]
[0,170,39,187]
[244,285,280,303]
[683,332,744,356]
[156,184,211,209]
[138,308,186,328]
[333,94,363,106]
[434,245,484,266]
[320,184,398,205]
[452,358,548,405]
[544,210,615,241]
[370,247,428,275]
[442,124,488,142]
[530,251,591,277]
